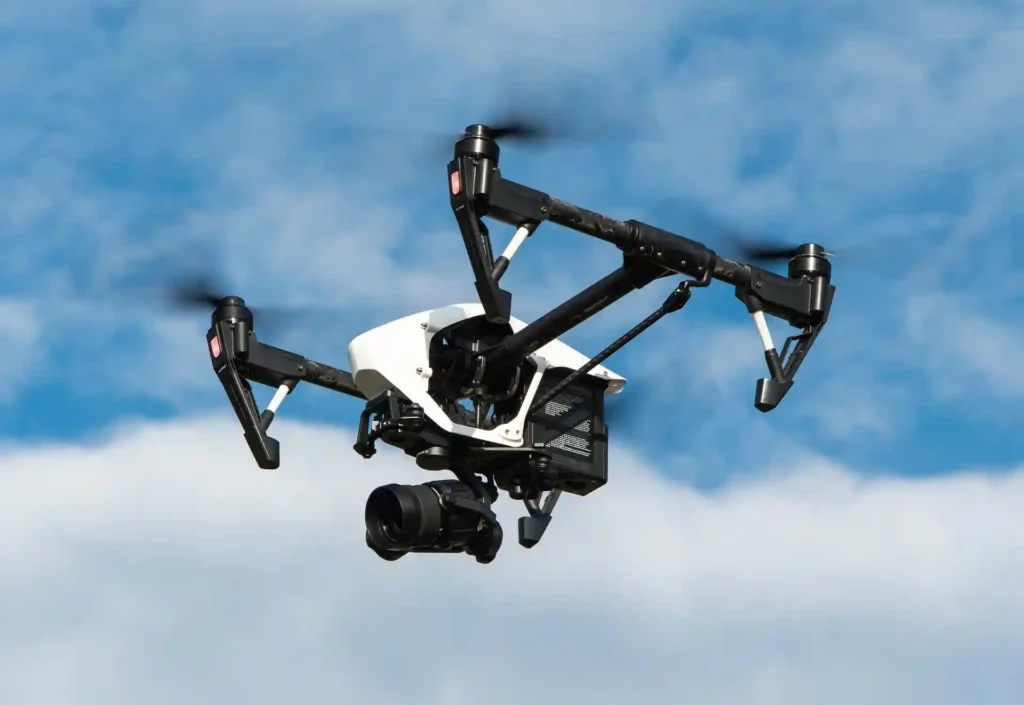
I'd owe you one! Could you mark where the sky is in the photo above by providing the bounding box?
[1,0,1023,703]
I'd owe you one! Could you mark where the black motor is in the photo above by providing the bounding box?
[364,480,503,563]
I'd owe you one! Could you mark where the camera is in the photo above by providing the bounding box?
[364,479,503,563]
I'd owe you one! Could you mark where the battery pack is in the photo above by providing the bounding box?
[524,367,609,496]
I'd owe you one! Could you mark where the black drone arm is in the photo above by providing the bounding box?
[449,148,513,324]
[206,297,365,469]
[448,125,836,411]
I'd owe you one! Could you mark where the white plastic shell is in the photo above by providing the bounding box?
[347,303,626,448]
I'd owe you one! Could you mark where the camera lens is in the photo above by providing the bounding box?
[364,480,492,558]
[375,491,405,543]
[365,483,443,550]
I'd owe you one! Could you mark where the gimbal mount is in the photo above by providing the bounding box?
[203,123,834,564]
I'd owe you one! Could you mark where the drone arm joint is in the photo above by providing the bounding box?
[449,158,513,324]
[485,173,552,226]
[741,267,834,327]
[208,322,365,469]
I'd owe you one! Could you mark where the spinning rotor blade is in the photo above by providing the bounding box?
[436,73,652,157]
[165,274,228,311]
[446,106,640,152]
[663,204,838,265]
[149,270,345,334]
[652,198,932,269]
[327,73,659,170]
[324,114,575,163]
[479,114,555,144]
[705,224,923,268]
[430,113,615,162]
[737,242,819,263]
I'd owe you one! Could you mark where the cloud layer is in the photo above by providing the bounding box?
[2,417,1021,704]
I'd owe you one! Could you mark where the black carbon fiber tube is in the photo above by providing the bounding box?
[546,198,634,245]
[711,255,749,287]
[545,198,751,287]
[303,360,365,399]
[488,261,664,368]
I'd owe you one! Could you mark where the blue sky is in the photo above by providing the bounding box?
[1,1,1023,703]
[6,0,1024,476]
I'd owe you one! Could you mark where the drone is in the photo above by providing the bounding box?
[197,122,835,565]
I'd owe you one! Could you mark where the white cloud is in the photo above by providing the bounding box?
[0,417,1021,704]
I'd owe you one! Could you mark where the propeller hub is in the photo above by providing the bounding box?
[795,243,827,257]
[454,124,500,162]
[464,124,495,139]
[211,296,253,327]
[788,243,831,281]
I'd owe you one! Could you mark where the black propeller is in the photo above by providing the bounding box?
[731,240,836,265]
[167,274,225,310]
[440,111,625,159]
[321,72,660,171]
[648,197,927,269]
[433,71,655,157]
[668,206,837,265]
[150,269,345,335]
[483,116,554,143]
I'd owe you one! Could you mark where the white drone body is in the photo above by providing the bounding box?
[347,303,626,448]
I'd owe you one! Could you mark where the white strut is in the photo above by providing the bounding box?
[260,382,294,430]
[499,224,537,263]
[751,310,775,352]
[267,383,291,414]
